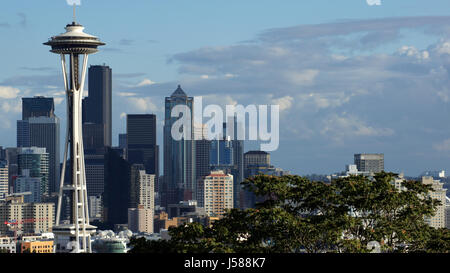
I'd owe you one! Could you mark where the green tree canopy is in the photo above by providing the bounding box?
[129,173,449,253]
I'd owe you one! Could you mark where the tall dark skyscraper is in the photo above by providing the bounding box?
[103,148,131,227]
[83,65,112,148]
[22,97,55,120]
[194,124,210,182]
[28,117,60,194]
[126,115,159,179]
[163,85,195,208]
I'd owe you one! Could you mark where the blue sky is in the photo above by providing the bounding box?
[1,0,450,176]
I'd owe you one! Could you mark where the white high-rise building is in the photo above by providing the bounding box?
[197,170,234,217]
[88,195,103,222]
[422,176,447,229]
[445,197,450,229]
[138,170,155,210]
[0,161,8,201]
[128,170,155,234]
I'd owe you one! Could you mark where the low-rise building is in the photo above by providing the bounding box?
[0,236,16,253]
[21,240,53,253]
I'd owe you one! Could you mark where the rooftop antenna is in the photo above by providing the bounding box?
[73,4,76,24]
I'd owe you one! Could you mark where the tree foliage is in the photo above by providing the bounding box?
[129,173,449,253]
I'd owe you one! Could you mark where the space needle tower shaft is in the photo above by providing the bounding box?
[44,6,105,253]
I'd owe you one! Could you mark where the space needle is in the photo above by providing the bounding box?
[44,5,105,253]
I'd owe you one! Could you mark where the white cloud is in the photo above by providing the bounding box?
[396,46,430,60]
[285,69,319,86]
[66,0,81,5]
[366,0,381,6]
[432,40,450,55]
[224,73,236,78]
[136,79,156,87]
[433,139,450,151]
[272,96,293,111]
[127,97,159,113]
[1,100,21,114]
[202,94,238,107]
[321,114,394,142]
[118,92,137,97]
[54,97,64,105]
[0,86,20,99]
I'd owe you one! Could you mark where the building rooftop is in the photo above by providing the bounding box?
[245,151,269,155]
[170,85,187,98]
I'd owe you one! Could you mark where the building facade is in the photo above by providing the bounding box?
[243,151,290,209]
[163,85,195,207]
[22,97,55,121]
[354,154,384,174]
[28,117,60,194]
[422,176,447,229]
[0,197,54,235]
[0,161,8,201]
[14,170,42,203]
[82,65,112,148]
[17,97,60,195]
[126,115,159,179]
[127,206,153,234]
[17,147,49,197]
[197,170,233,217]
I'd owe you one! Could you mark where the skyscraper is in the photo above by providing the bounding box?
[17,147,49,197]
[243,151,289,208]
[354,154,384,174]
[4,148,18,194]
[163,85,195,208]
[126,115,159,178]
[83,65,112,148]
[17,120,30,148]
[103,148,131,227]
[22,97,55,120]
[28,117,60,194]
[84,148,107,198]
[17,97,60,195]
[195,124,211,184]
[210,117,244,209]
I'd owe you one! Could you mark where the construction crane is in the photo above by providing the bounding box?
[4,218,48,245]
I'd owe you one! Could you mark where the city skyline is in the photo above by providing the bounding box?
[2,1,450,176]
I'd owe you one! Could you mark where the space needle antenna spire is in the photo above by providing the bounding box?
[73,4,76,23]
[44,5,105,253]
